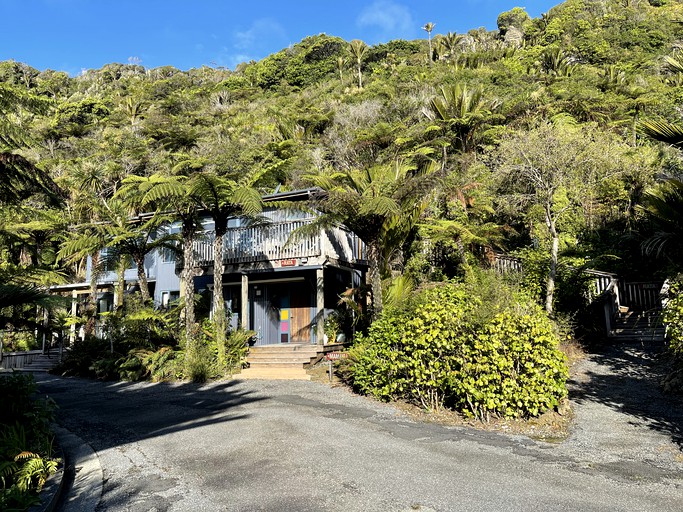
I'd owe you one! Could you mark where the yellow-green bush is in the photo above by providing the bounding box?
[663,276,683,358]
[347,280,568,419]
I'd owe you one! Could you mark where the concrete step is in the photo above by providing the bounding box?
[247,354,318,364]
[610,332,666,341]
[236,367,311,380]
[613,328,666,335]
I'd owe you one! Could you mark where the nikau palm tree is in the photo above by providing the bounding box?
[428,84,501,153]
[423,22,436,63]
[348,40,368,89]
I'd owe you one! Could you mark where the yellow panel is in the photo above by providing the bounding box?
[280,310,289,321]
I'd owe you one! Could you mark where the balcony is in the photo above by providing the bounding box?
[194,218,365,268]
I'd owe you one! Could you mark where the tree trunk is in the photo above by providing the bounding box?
[357,63,363,89]
[84,251,100,337]
[545,214,559,316]
[367,239,383,319]
[134,254,150,302]
[115,257,126,309]
[213,223,227,370]
[181,220,197,344]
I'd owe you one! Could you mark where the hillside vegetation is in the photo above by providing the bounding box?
[3,0,683,406]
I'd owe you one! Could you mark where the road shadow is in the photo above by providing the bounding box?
[568,338,683,448]
[34,375,265,452]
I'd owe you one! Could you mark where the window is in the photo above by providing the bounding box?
[100,248,117,273]
[160,244,177,263]
[161,291,180,308]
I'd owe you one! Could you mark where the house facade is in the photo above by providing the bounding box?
[56,189,366,346]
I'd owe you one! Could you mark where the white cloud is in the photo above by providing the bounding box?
[356,0,414,38]
[233,18,286,51]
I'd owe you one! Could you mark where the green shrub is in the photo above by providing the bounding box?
[0,374,59,510]
[184,340,210,383]
[346,277,568,419]
[663,275,683,359]
[54,337,112,379]
[453,309,568,419]
[144,346,182,382]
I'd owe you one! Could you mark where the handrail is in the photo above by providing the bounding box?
[0,350,43,370]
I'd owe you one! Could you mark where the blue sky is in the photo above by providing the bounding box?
[2,0,561,74]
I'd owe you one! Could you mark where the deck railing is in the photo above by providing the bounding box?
[195,219,322,266]
[0,350,43,370]
[620,281,664,311]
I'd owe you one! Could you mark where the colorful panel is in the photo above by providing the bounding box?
[280,321,289,332]
[280,310,289,321]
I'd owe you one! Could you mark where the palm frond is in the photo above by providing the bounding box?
[638,119,683,148]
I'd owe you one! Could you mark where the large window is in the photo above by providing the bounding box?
[160,244,177,263]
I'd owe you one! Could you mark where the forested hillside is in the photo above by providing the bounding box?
[3,0,683,390]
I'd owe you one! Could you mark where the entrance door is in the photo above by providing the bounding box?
[250,285,278,346]
[290,281,313,344]
[250,281,314,345]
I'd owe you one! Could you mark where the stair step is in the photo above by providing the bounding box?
[248,361,307,368]
[248,352,317,360]
[249,346,320,355]
[1,354,59,373]
[237,367,311,380]
[241,344,345,380]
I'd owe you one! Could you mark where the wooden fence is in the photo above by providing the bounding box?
[491,253,523,273]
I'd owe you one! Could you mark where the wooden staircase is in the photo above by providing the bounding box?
[237,343,344,380]
[0,353,60,373]
[611,310,666,343]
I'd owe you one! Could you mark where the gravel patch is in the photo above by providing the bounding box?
[556,338,683,480]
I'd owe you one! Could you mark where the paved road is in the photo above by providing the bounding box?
[34,343,683,512]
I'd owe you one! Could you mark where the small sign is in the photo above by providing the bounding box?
[325,351,348,361]
[281,259,297,267]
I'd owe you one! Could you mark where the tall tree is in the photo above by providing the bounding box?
[494,121,624,315]
[427,84,502,153]
[422,22,436,63]
[184,169,266,368]
[639,178,683,266]
[348,40,368,89]
[118,174,201,352]
[0,84,60,205]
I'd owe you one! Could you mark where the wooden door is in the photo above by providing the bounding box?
[290,281,313,344]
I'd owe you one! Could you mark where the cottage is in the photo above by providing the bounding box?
[54,188,367,346]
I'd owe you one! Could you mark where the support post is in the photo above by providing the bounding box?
[41,307,48,354]
[70,290,77,343]
[316,268,325,344]
[240,274,249,330]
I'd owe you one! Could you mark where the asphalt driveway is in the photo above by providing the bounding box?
[35,341,683,512]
